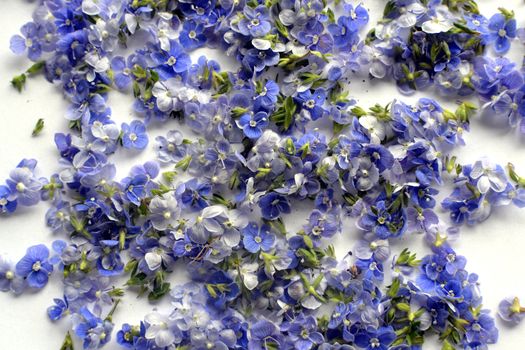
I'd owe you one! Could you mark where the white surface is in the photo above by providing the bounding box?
[1,1,525,349]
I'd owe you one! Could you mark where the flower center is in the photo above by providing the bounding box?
[370,338,380,348]
[498,29,507,37]
[16,182,25,192]
[32,261,42,271]
[129,133,138,141]
[300,328,309,339]
[167,56,177,66]
[305,99,316,109]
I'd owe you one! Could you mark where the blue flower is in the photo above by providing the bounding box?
[205,271,240,310]
[110,56,134,90]
[354,326,396,350]
[248,320,283,350]
[295,89,327,121]
[304,209,340,242]
[258,192,291,220]
[0,256,25,293]
[464,310,499,345]
[56,30,88,63]
[121,120,149,150]
[355,258,384,282]
[254,80,279,109]
[242,222,275,253]
[10,22,43,61]
[363,144,394,173]
[6,167,43,206]
[47,297,69,321]
[54,8,84,35]
[0,185,17,213]
[237,111,269,139]
[498,297,525,324]
[358,201,406,239]
[179,0,215,19]
[15,244,53,289]
[95,240,124,276]
[238,6,271,37]
[155,130,187,164]
[151,40,191,79]
[179,20,207,49]
[180,179,211,210]
[485,13,516,54]
[328,5,368,50]
[121,174,149,205]
[242,49,279,73]
[333,135,361,169]
[437,279,463,301]
[281,313,324,350]
[74,307,114,350]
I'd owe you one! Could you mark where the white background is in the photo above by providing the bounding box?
[1,0,525,349]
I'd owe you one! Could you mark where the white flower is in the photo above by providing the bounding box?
[152,79,185,112]
[82,0,102,16]
[359,115,386,143]
[144,312,178,347]
[153,79,210,112]
[85,51,110,73]
[144,247,171,271]
[149,195,180,231]
[421,6,454,34]
[90,121,119,152]
[153,16,179,51]
[235,261,259,290]
[190,205,226,244]
[360,45,393,79]
[470,158,508,194]
[252,38,272,50]
[396,3,426,28]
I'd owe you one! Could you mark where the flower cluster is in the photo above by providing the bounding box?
[364,3,525,133]
[1,0,525,349]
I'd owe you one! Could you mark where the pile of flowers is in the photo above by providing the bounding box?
[1,0,525,349]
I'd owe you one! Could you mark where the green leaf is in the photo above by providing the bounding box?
[283,96,296,130]
[162,171,178,183]
[333,122,347,134]
[26,60,46,75]
[11,73,26,92]
[32,118,45,137]
[206,284,218,298]
[396,302,411,312]
[303,235,314,249]
[387,278,401,298]
[442,339,456,350]
[274,18,289,38]
[60,332,75,350]
[351,106,367,117]
[148,282,170,301]
[126,272,147,286]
